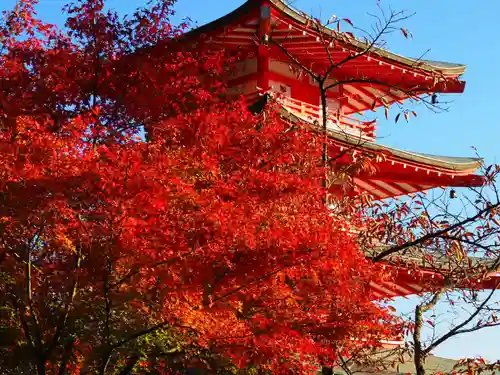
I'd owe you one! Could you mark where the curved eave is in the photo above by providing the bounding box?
[367,251,499,298]
[356,140,482,173]
[376,247,495,270]
[185,0,466,77]
[268,0,467,77]
[280,107,482,175]
[183,1,258,39]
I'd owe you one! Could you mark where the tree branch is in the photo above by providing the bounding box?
[373,202,500,262]
[423,280,500,355]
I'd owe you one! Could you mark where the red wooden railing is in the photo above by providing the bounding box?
[242,92,376,140]
[279,96,376,140]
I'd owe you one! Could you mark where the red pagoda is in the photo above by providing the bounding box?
[183,0,499,300]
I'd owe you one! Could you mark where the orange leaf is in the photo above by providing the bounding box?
[343,18,353,26]
[400,28,411,39]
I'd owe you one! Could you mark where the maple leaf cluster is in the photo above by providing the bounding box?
[0,0,399,374]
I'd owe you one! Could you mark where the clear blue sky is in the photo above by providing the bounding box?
[3,0,500,362]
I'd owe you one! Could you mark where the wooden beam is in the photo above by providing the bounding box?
[258,3,272,91]
[357,170,484,188]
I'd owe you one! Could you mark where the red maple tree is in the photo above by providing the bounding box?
[0,1,399,374]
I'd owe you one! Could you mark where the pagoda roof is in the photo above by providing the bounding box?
[367,246,500,298]
[266,0,466,77]
[188,0,467,77]
[280,105,481,174]
[331,133,481,173]
[272,100,484,199]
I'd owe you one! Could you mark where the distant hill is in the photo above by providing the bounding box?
[387,355,458,374]
[333,354,491,375]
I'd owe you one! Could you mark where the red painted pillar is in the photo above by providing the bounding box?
[258,2,271,91]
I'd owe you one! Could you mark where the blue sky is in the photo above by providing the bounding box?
[3,0,500,362]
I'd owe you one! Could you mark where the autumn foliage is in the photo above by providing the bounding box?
[0,1,399,374]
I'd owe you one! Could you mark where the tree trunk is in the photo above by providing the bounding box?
[36,359,46,375]
[320,84,329,205]
[413,304,426,375]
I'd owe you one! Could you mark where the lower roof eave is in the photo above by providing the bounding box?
[279,106,483,180]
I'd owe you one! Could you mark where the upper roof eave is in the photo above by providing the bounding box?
[185,0,467,77]
[267,0,467,77]
[183,1,258,39]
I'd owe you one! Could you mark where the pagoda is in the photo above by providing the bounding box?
[182,0,499,299]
